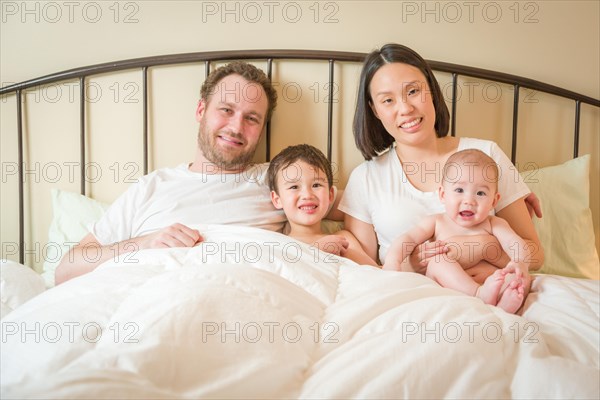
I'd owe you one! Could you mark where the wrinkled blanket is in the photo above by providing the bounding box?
[2,224,599,399]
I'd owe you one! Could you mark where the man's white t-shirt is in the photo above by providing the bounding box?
[339,138,530,263]
[91,163,286,245]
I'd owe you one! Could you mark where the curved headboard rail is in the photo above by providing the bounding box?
[1,49,599,265]
[1,49,599,106]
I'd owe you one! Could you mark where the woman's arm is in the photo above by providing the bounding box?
[337,230,379,267]
[384,216,436,271]
[495,197,544,271]
[343,214,379,263]
[325,188,345,221]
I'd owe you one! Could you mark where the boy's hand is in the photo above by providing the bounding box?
[314,235,349,256]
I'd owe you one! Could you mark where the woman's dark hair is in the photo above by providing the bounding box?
[353,43,450,160]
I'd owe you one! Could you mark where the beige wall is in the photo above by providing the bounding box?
[1,0,599,270]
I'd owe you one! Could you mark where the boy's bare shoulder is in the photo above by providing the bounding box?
[336,229,357,241]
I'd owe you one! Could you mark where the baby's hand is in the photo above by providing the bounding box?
[505,261,529,279]
[502,262,531,294]
[314,235,349,256]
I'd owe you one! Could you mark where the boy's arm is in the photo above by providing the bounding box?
[384,216,436,271]
[337,230,379,267]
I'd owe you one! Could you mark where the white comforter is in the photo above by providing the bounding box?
[2,225,599,399]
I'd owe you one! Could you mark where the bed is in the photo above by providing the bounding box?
[1,49,599,398]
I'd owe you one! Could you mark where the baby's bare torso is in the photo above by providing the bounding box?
[432,214,504,271]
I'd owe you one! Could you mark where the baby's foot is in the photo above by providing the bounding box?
[476,269,505,306]
[496,278,526,314]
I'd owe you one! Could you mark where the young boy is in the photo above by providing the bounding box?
[267,144,377,267]
[384,149,532,314]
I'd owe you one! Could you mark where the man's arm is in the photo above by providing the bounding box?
[55,224,202,285]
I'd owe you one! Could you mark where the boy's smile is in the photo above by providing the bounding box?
[271,160,334,230]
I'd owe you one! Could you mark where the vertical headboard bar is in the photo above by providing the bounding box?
[327,60,334,161]
[79,77,86,196]
[574,100,581,158]
[142,67,149,174]
[16,89,24,265]
[205,61,210,79]
[450,73,458,137]
[266,58,273,161]
[511,84,520,163]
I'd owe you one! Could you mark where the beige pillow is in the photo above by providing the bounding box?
[522,155,599,279]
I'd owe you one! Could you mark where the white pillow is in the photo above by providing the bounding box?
[41,189,109,288]
[321,219,344,234]
[521,155,599,279]
[1,259,46,319]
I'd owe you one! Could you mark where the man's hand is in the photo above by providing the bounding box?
[314,235,349,256]
[140,223,203,249]
[56,223,203,285]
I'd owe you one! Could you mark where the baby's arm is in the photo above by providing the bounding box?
[336,230,379,267]
[489,216,532,276]
[383,216,437,271]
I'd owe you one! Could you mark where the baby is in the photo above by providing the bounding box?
[384,149,531,313]
[267,144,377,267]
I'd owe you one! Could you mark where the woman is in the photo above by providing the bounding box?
[339,43,543,287]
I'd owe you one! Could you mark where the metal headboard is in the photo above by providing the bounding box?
[1,49,599,264]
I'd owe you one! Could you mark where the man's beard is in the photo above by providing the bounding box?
[197,118,258,171]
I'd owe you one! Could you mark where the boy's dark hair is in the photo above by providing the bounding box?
[200,61,278,122]
[267,144,333,193]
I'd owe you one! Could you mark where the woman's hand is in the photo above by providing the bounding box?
[404,240,448,274]
[525,192,542,218]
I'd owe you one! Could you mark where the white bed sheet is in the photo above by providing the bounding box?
[1,224,598,398]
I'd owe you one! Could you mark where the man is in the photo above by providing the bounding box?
[55,61,345,284]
